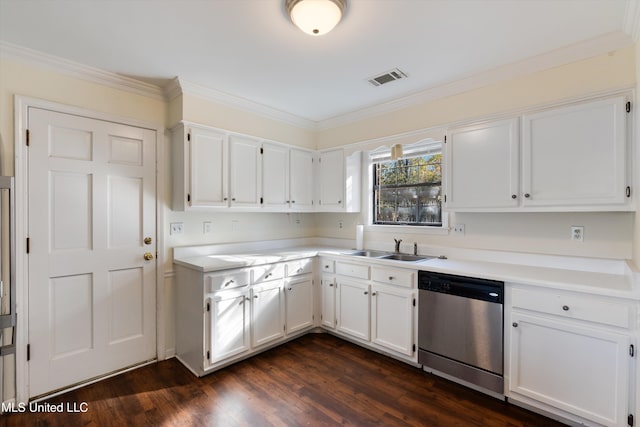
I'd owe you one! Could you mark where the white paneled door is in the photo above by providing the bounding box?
[27,108,157,398]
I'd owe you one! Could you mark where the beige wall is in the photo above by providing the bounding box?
[317,46,636,261]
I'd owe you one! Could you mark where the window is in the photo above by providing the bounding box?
[371,143,442,226]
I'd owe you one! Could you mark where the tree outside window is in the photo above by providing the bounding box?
[373,153,442,226]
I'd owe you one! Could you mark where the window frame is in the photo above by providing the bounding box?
[366,140,448,233]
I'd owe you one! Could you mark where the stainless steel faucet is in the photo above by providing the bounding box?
[394,238,402,253]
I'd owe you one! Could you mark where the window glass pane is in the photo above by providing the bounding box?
[372,148,442,226]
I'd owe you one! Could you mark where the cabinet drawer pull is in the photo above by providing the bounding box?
[264,273,272,279]
[388,276,394,280]
[512,322,518,327]
[224,280,235,287]
[297,268,303,273]
[329,283,334,287]
[562,305,569,311]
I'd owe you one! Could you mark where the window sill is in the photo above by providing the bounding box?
[364,224,450,235]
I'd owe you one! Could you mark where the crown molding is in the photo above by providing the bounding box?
[168,78,317,130]
[0,41,165,101]
[315,31,634,130]
[624,0,640,43]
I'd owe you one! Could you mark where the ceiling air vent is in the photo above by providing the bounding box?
[368,68,408,87]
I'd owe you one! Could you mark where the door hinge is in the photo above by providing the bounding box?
[206,350,210,360]
[630,344,635,357]
[26,129,30,146]
[627,186,632,198]
[206,302,210,312]
[26,344,30,361]
[187,132,191,142]
[413,298,416,307]
[629,413,634,427]
[26,237,30,254]
[187,193,191,203]
[412,344,416,353]
[626,102,631,113]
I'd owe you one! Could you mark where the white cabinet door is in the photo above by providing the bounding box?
[318,149,345,210]
[211,289,250,363]
[522,96,628,207]
[229,135,262,207]
[371,285,414,356]
[321,276,336,329]
[251,281,285,348]
[509,312,630,426]
[290,148,314,210]
[262,142,289,209]
[336,280,370,341]
[285,277,314,334]
[445,118,519,209]
[189,126,228,208]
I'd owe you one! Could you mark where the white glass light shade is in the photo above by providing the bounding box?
[287,0,345,36]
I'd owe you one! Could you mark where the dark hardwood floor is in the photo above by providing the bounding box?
[2,333,565,426]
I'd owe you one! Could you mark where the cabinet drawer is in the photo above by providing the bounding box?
[253,263,285,283]
[511,287,631,328]
[207,270,250,292]
[371,266,414,288]
[336,262,369,280]
[286,258,313,277]
[321,260,335,273]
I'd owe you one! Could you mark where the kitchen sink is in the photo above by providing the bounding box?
[379,253,431,262]
[350,250,390,258]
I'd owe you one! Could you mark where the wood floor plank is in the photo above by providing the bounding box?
[2,334,566,426]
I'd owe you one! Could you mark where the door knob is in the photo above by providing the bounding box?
[143,252,154,261]
[144,237,152,245]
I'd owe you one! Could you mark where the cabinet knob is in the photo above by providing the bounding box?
[388,276,394,281]
[254,295,258,299]
[143,252,154,261]
[325,265,330,268]
[288,287,292,291]
[524,193,531,198]
[232,198,236,201]
[224,197,228,201]
[297,268,303,273]
[511,194,517,199]
[364,291,368,295]
[291,200,296,204]
[329,284,334,287]
[144,236,152,245]
[562,305,569,311]
[338,200,342,204]
[512,322,518,327]
[372,292,377,296]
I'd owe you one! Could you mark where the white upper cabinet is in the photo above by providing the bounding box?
[317,148,361,212]
[445,118,519,209]
[229,135,262,208]
[262,142,290,209]
[522,95,628,208]
[445,93,632,211]
[172,123,229,210]
[289,148,314,211]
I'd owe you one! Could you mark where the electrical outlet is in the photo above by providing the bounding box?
[170,222,184,235]
[453,224,465,235]
[571,226,584,242]
[203,221,212,234]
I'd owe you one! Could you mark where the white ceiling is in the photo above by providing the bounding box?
[0,0,637,126]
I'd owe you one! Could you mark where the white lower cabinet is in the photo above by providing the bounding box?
[507,285,636,427]
[285,277,314,334]
[331,260,417,360]
[208,288,250,363]
[251,280,285,348]
[176,258,314,376]
[371,284,414,356]
[336,279,371,341]
[320,275,336,329]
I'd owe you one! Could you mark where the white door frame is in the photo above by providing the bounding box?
[13,95,166,403]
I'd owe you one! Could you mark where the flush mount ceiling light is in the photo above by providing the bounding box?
[285,0,346,36]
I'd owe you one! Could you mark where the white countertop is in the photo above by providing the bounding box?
[173,245,640,300]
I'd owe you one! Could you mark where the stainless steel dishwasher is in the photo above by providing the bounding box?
[418,270,504,394]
